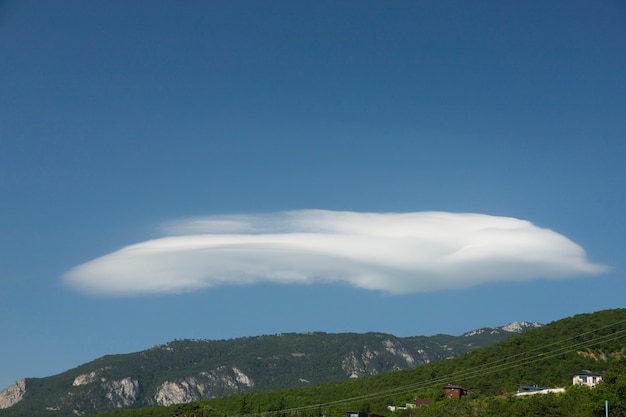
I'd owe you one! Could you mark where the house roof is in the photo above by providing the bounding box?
[444,384,467,390]
[574,371,603,377]
[518,385,549,392]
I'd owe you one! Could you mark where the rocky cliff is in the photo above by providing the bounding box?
[0,322,541,416]
[155,366,254,406]
[0,380,25,410]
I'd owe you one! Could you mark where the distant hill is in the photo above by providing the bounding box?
[0,321,541,416]
[84,308,626,417]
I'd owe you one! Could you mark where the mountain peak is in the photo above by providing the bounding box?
[499,321,543,333]
[462,321,543,337]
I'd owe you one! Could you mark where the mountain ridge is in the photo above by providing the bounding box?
[0,321,541,415]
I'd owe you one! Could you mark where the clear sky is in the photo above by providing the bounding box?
[1,0,625,391]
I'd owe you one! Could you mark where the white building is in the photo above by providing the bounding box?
[573,371,603,388]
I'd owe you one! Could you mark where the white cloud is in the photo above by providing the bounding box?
[62,210,608,296]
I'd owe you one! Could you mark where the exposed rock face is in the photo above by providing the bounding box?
[342,351,365,378]
[0,323,542,415]
[500,321,543,333]
[342,338,431,378]
[155,367,255,406]
[342,345,384,378]
[156,379,201,406]
[382,338,417,367]
[103,378,141,408]
[415,348,431,364]
[73,372,99,386]
[463,321,543,337]
[73,367,111,386]
[0,379,26,409]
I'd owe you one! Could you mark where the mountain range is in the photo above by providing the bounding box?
[0,321,542,416]
[184,308,624,417]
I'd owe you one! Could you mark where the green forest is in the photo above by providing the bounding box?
[89,309,626,417]
[0,321,530,417]
[95,360,626,417]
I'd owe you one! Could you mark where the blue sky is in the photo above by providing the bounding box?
[1,0,625,391]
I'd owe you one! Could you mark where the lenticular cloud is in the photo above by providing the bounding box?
[62,210,608,296]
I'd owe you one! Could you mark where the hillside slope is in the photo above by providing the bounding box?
[0,322,540,416]
[80,308,626,417]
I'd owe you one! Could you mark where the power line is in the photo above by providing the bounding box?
[232,317,626,417]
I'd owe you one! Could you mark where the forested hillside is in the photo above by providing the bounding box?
[0,322,537,417]
[87,308,626,417]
